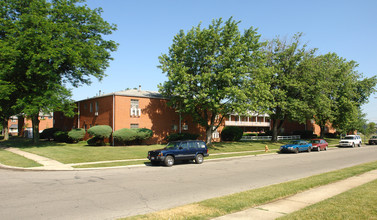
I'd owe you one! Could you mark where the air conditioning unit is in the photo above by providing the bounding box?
[95,112,98,116]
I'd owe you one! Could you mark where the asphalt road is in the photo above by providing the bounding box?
[1,146,377,220]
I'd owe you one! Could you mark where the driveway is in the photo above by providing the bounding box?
[0,146,376,220]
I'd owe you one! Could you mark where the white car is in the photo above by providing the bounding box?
[339,135,362,148]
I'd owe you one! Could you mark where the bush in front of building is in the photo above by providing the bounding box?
[40,128,61,141]
[221,126,243,141]
[166,133,200,142]
[68,128,86,142]
[113,128,153,145]
[87,125,112,146]
[53,131,71,143]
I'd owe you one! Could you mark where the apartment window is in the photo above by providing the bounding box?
[182,124,188,130]
[41,116,45,120]
[130,99,141,116]
[130,124,139,129]
[95,101,99,112]
[90,103,93,112]
[84,103,87,110]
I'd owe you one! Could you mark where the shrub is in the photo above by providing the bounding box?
[40,128,61,140]
[221,126,243,141]
[243,133,258,136]
[113,128,154,145]
[87,125,112,146]
[53,131,71,143]
[87,136,105,146]
[292,130,314,139]
[68,128,86,142]
[166,133,200,142]
[87,125,113,138]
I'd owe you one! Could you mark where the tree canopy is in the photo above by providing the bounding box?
[158,18,270,144]
[0,0,117,142]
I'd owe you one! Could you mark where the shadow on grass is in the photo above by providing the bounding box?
[0,136,68,149]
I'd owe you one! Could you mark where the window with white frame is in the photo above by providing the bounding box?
[95,101,99,112]
[130,99,141,116]
[130,124,139,129]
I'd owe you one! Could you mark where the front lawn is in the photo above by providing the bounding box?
[278,179,377,220]
[0,148,42,168]
[0,137,341,166]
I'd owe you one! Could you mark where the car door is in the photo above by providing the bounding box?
[176,141,189,160]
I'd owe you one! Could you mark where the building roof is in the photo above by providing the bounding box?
[79,89,165,101]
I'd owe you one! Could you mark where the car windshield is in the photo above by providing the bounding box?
[311,140,320,143]
[344,136,355,140]
[165,142,180,149]
[289,140,300,145]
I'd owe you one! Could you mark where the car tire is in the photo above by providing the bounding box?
[317,147,321,152]
[164,155,174,167]
[195,154,204,164]
[358,143,361,147]
[295,148,299,154]
[352,143,355,148]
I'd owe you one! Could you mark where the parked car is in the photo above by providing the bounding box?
[311,139,328,151]
[369,136,377,145]
[147,140,209,167]
[339,135,362,147]
[279,140,312,153]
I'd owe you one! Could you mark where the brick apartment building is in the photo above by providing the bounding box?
[53,88,335,144]
[7,113,54,137]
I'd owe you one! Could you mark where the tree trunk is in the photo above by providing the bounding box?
[320,125,325,139]
[271,118,278,142]
[18,115,25,137]
[31,114,40,144]
[2,118,9,140]
[205,127,212,145]
[271,118,284,142]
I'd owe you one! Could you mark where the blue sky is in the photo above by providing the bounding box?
[71,0,377,123]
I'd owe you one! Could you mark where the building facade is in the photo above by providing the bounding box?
[7,113,53,137]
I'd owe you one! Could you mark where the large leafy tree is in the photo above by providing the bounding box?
[263,33,316,142]
[304,53,376,137]
[0,0,117,143]
[159,18,270,144]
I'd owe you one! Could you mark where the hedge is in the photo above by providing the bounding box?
[40,128,61,141]
[53,131,71,143]
[166,133,200,142]
[221,126,243,141]
[113,128,153,145]
[68,128,86,142]
[87,125,113,146]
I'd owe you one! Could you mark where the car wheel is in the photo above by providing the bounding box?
[317,146,321,152]
[358,143,361,147]
[195,154,204,164]
[164,155,174,167]
[295,148,299,154]
[352,143,355,148]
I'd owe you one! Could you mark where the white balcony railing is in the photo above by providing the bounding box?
[225,121,270,127]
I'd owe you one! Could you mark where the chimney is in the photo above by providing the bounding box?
[138,85,141,91]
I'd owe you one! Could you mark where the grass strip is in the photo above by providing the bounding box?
[73,160,149,168]
[124,160,377,220]
[278,179,377,220]
[0,148,42,168]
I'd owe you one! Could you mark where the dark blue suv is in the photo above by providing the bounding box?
[147,140,209,166]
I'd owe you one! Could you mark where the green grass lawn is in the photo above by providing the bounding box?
[278,179,377,220]
[0,137,341,167]
[124,160,377,220]
[0,148,42,168]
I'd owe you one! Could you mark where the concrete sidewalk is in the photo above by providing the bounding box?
[214,169,377,220]
[4,147,74,170]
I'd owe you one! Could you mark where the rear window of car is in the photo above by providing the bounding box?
[311,140,320,143]
[344,136,355,140]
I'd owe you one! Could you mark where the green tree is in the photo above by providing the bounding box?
[0,0,118,143]
[158,18,270,144]
[263,33,316,142]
